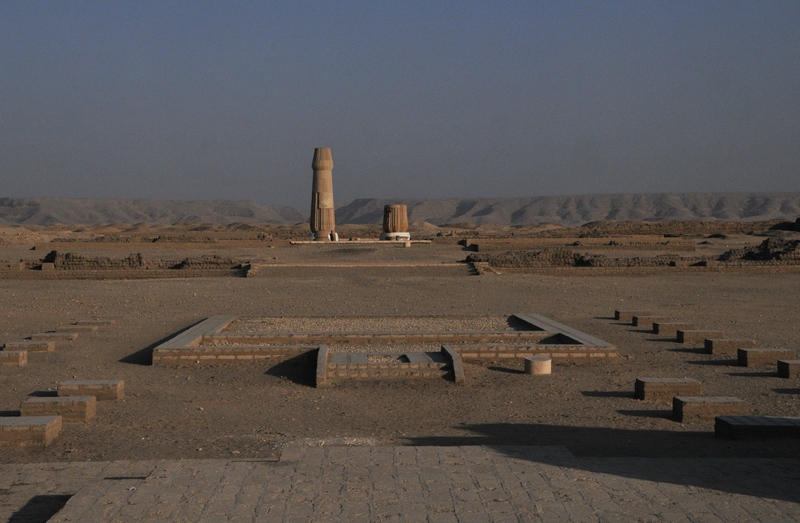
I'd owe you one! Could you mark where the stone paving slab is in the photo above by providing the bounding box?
[1,446,799,522]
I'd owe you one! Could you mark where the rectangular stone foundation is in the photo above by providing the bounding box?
[673,396,748,423]
[634,378,702,402]
[615,310,652,322]
[632,316,672,328]
[653,323,696,337]
[3,340,56,352]
[0,350,27,366]
[715,416,800,439]
[677,330,724,344]
[21,396,96,422]
[704,338,757,356]
[737,348,795,368]
[0,416,62,447]
[777,360,800,378]
[58,380,124,401]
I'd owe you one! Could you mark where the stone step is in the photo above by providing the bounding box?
[673,396,748,423]
[738,348,795,368]
[0,416,62,447]
[677,330,724,344]
[777,360,800,378]
[632,315,672,328]
[715,416,800,439]
[634,377,702,402]
[3,340,56,352]
[0,350,27,366]
[704,338,757,356]
[653,322,696,337]
[58,380,125,401]
[20,396,97,422]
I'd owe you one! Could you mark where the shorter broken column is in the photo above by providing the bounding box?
[524,355,551,375]
[381,204,411,241]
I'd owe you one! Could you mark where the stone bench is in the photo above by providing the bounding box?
[737,348,795,368]
[0,350,27,366]
[614,310,652,322]
[704,338,757,356]
[0,416,62,447]
[75,319,115,326]
[653,322,696,337]
[58,380,124,401]
[677,330,724,344]
[631,315,672,328]
[29,332,78,341]
[21,396,96,422]
[55,325,99,333]
[673,397,748,423]
[715,416,800,439]
[634,378,702,402]
[3,340,56,352]
[777,360,800,378]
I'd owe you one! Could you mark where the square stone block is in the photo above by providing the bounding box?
[55,325,99,333]
[777,360,800,378]
[21,396,96,422]
[673,396,748,423]
[653,323,696,337]
[0,416,62,447]
[632,315,672,328]
[704,338,757,356]
[615,310,652,322]
[29,332,78,341]
[738,348,795,368]
[0,350,27,366]
[677,330,724,344]
[715,416,800,439]
[634,377,702,402]
[58,380,124,401]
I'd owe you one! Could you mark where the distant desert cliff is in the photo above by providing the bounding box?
[1,193,799,226]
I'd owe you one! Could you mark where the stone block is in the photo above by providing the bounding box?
[3,340,56,352]
[715,416,800,439]
[0,350,27,366]
[40,262,55,271]
[614,310,652,322]
[0,416,62,447]
[704,338,757,356]
[58,380,124,401]
[653,322,695,337]
[632,315,672,328]
[737,348,795,368]
[29,332,78,341]
[524,356,551,375]
[673,396,748,423]
[634,377,702,402]
[777,360,800,378]
[55,325,98,333]
[677,330,724,344]
[21,396,96,422]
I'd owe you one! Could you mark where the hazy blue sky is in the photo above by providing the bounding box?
[1,1,798,209]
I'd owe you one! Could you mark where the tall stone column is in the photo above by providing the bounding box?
[309,148,335,241]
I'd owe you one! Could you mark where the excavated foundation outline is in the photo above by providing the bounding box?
[151,314,616,387]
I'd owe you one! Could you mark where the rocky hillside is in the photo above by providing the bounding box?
[2,193,799,226]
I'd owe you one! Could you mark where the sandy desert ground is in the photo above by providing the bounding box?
[1,220,799,469]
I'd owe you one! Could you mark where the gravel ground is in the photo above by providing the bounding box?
[1,242,799,465]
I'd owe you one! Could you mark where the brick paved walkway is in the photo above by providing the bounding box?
[2,445,799,522]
